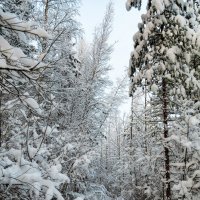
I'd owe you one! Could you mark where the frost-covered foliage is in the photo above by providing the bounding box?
[63,3,126,199]
[0,0,79,199]
[0,0,124,199]
[127,0,200,199]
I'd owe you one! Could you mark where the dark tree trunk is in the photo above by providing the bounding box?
[0,89,2,147]
[162,78,171,200]
[0,76,2,147]
[42,0,49,50]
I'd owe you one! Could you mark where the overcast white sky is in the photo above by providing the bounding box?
[79,0,145,114]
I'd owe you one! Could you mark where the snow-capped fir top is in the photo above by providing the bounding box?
[128,0,200,98]
[126,0,141,11]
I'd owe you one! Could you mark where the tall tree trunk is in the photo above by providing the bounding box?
[117,131,121,160]
[44,0,49,25]
[130,95,133,140]
[144,80,147,153]
[162,78,171,200]
[0,88,2,147]
[43,0,49,50]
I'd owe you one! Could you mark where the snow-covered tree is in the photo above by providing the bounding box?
[0,1,75,199]
[127,0,200,199]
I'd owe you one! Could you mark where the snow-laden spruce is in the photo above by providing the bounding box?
[127,0,200,199]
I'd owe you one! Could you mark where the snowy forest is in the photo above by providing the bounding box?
[0,0,200,200]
